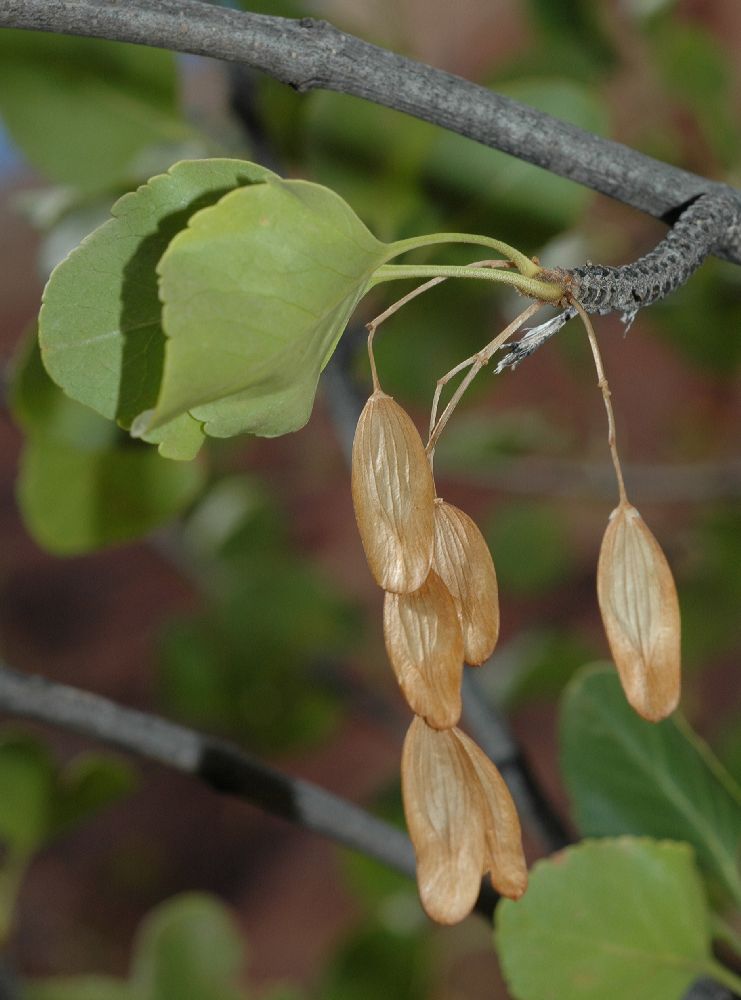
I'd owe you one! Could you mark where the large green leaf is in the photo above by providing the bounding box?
[131,894,247,1000]
[18,435,204,555]
[39,159,275,457]
[12,334,205,554]
[0,31,188,191]
[496,838,714,1000]
[148,177,390,437]
[560,666,741,906]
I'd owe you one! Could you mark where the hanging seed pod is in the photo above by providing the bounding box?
[401,716,485,924]
[454,728,527,900]
[433,500,500,665]
[597,502,681,722]
[351,390,435,594]
[383,570,463,729]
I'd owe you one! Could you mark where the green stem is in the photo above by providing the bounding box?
[370,263,564,302]
[387,231,540,276]
[705,959,741,994]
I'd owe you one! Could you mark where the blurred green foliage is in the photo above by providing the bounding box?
[10,331,205,553]
[158,477,358,753]
[0,731,135,941]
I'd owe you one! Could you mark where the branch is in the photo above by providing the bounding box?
[0,662,412,876]
[2,0,741,264]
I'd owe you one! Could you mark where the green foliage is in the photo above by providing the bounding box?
[649,19,740,167]
[426,79,608,232]
[498,629,598,708]
[317,923,430,1000]
[652,260,741,375]
[496,838,714,1000]
[131,894,246,1000]
[0,32,188,191]
[560,666,741,906]
[484,500,574,595]
[158,478,356,752]
[680,506,741,666]
[305,79,606,241]
[149,177,390,438]
[0,731,134,939]
[524,0,616,77]
[39,158,275,454]
[11,333,204,554]
[25,894,251,1000]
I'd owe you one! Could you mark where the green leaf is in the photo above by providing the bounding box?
[131,894,247,1000]
[0,734,53,856]
[18,435,204,555]
[0,733,54,939]
[150,177,390,437]
[39,158,275,455]
[0,31,187,191]
[51,753,136,836]
[12,330,205,553]
[24,978,131,1000]
[496,838,713,1000]
[560,666,741,906]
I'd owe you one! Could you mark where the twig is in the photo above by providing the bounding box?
[2,0,741,263]
[557,192,740,321]
[0,662,412,876]
[0,662,503,919]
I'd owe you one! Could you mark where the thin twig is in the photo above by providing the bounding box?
[0,662,413,877]
[572,301,628,506]
[2,0,740,263]
[0,662,504,919]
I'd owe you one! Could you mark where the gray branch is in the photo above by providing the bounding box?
[0,662,414,879]
[2,0,741,264]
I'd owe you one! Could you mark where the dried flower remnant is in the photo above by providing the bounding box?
[351,390,435,594]
[383,570,464,729]
[433,500,500,665]
[597,502,681,722]
[402,717,527,924]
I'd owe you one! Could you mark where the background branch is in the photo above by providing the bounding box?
[2,0,741,263]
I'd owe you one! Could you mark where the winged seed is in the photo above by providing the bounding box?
[433,500,500,665]
[351,391,435,593]
[597,503,681,722]
[401,717,528,923]
[383,570,463,728]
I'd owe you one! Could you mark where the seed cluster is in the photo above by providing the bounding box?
[352,389,527,925]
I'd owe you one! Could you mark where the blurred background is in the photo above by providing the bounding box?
[0,0,740,996]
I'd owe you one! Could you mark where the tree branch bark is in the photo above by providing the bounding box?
[2,0,741,263]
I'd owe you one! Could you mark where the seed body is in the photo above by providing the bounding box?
[597,503,681,722]
[402,717,528,923]
[383,571,463,729]
[454,728,527,900]
[401,717,485,924]
[351,391,435,593]
[433,500,499,665]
